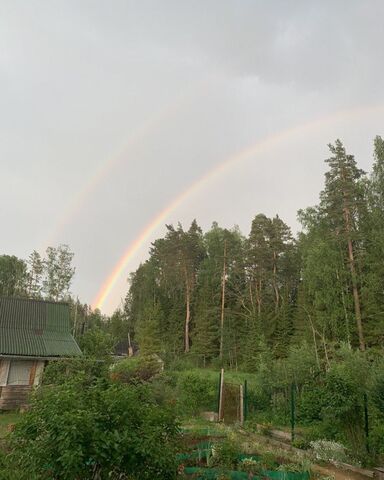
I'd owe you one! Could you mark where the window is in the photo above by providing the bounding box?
[7,360,33,386]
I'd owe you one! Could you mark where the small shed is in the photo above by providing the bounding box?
[0,297,82,410]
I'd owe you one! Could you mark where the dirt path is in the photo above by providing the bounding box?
[312,463,372,480]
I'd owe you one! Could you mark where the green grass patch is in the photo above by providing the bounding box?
[0,412,22,438]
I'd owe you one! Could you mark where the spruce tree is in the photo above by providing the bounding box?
[320,140,366,350]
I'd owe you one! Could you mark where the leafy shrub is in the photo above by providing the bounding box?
[371,362,384,414]
[210,437,241,469]
[292,438,311,450]
[7,381,179,480]
[0,448,26,480]
[317,347,370,455]
[110,355,163,384]
[149,373,179,408]
[78,327,115,357]
[298,381,326,423]
[368,421,384,462]
[172,371,218,415]
[43,356,112,388]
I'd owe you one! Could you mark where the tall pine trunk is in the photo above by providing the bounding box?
[219,240,227,361]
[342,179,365,350]
[346,234,365,350]
[272,250,279,313]
[184,267,191,353]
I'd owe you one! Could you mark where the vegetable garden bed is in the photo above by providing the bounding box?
[178,430,311,480]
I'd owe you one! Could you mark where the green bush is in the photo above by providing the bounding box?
[43,356,111,387]
[78,327,115,357]
[171,370,218,415]
[110,355,163,384]
[210,437,241,469]
[298,381,326,423]
[7,381,180,480]
[320,350,369,455]
[369,421,384,462]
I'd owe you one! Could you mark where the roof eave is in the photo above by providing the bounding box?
[0,353,82,361]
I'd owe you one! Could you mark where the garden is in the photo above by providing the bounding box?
[1,347,383,480]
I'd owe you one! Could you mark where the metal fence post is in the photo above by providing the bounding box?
[217,370,222,418]
[364,392,370,454]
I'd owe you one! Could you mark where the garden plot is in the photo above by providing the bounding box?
[178,427,311,480]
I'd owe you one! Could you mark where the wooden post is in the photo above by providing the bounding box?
[239,385,244,425]
[128,332,133,357]
[243,380,248,421]
[29,361,37,386]
[218,368,225,421]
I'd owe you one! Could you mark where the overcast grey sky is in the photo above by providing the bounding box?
[1,1,384,313]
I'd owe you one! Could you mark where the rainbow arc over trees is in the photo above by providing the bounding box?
[93,103,384,311]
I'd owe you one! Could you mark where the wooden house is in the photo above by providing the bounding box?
[0,297,81,410]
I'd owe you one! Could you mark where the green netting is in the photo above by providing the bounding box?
[182,466,310,480]
[183,467,247,479]
[263,471,310,480]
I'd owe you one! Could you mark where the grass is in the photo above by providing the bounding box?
[0,412,21,438]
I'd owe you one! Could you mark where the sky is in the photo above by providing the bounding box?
[1,1,384,314]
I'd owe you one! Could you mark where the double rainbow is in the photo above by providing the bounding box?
[92,103,384,311]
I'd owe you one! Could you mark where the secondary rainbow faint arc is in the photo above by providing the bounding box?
[93,103,384,311]
[43,80,209,250]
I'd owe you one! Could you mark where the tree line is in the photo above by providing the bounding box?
[124,137,384,367]
[0,244,128,344]
[0,245,75,301]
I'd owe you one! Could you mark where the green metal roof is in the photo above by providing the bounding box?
[0,297,82,357]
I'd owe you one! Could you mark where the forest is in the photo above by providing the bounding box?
[2,137,384,477]
[125,137,384,363]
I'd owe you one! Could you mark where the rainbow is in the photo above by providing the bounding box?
[93,103,384,311]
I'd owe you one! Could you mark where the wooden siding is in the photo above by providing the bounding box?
[0,358,46,410]
[0,385,32,410]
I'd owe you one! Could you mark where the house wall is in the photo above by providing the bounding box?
[0,358,45,410]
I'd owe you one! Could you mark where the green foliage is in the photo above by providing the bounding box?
[210,437,241,469]
[111,355,163,384]
[368,422,384,462]
[78,327,115,357]
[0,254,28,297]
[43,244,75,301]
[135,301,164,355]
[43,356,111,387]
[0,244,75,302]
[6,381,179,480]
[171,370,218,415]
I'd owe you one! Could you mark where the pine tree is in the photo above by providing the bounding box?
[360,136,384,344]
[136,301,164,355]
[150,221,205,353]
[320,140,366,350]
